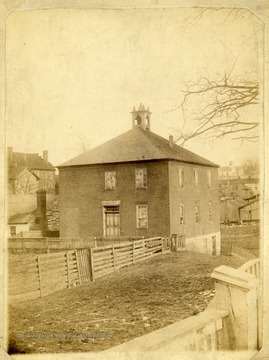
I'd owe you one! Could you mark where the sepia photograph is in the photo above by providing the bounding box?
[1,1,268,359]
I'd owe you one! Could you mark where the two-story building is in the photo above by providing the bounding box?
[58,105,220,255]
[8,148,56,194]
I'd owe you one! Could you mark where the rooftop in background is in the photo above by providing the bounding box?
[59,105,218,168]
[8,147,55,171]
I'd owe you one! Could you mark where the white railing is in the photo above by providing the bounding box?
[104,308,229,353]
[239,258,261,279]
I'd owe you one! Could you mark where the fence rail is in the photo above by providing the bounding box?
[91,237,167,280]
[239,258,261,280]
[104,308,229,352]
[8,236,146,253]
[9,237,171,302]
[9,250,80,303]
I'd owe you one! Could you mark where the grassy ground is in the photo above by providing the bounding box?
[8,251,246,354]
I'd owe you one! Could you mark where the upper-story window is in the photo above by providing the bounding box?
[135,168,147,189]
[195,200,200,223]
[208,202,212,222]
[194,170,198,187]
[179,169,184,187]
[207,170,212,187]
[105,171,116,190]
[179,204,184,224]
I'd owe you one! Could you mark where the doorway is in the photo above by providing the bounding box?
[104,206,120,237]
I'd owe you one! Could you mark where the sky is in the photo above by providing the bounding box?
[5,7,263,167]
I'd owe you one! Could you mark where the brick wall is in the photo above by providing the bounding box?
[168,161,220,238]
[59,159,220,254]
[59,161,170,238]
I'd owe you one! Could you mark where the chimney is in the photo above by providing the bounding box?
[169,135,174,147]
[36,190,47,235]
[229,161,233,167]
[43,150,48,163]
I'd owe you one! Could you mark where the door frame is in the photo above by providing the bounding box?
[102,200,121,237]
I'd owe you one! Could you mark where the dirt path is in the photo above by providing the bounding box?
[8,251,246,354]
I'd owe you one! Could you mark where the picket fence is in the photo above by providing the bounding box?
[9,237,170,302]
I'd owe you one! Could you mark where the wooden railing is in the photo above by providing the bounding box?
[239,258,261,279]
[104,308,229,352]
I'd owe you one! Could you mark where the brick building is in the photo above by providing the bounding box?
[58,105,220,255]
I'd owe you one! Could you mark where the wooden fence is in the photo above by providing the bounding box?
[9,250,82,303]
[231,245,256,260]
[91,237,169,280]
[8,236,145,254]
[9,237,171,302]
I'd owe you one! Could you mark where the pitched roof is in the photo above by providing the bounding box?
[238,198,259,209]
[8,211,36,225]
[59,127,218,168]
[11,152,55,171]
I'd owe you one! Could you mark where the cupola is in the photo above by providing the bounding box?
[131,103,151,131]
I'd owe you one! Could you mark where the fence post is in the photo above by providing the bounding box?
[66,251,71,288]
[133,241,135,263]
[75,249,82,285]
[89,248,95,281]
[211,265,260,350]
[22,239,26,254]
[112,245,115,270]
[37,255,42,298]
[46,237,50,253]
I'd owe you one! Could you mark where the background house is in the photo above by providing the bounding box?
[8,192,59,237]
[220,198,246,224]
[8,147,56,194]
[58,105,220,255]
[219,179,254,199]
[239,194,260,222]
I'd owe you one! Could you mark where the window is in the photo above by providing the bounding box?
[208,202,212,222]
[195,201,200,223]
[194,170,198,187]
[105,171,116,190]
[179,169,184,187]
[10,226,16,236]
[135,168,147,189]
[207,170,212,187]
[136,205,148,228]
[179,204,184,224]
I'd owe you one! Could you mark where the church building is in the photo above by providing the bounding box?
[58,105,220,255]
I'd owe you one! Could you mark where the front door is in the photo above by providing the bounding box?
[104,206,120,237]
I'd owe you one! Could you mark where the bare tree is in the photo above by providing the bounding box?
[171,7,261,146]
[174,74,259,146]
